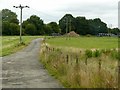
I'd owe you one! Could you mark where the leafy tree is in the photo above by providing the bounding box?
[88,18,107,35]
[2,21,10,35]
[22,20,29,29]
[48,22,60,33]
[111,28,120,35]
[59,14,75,34]
[43,24,52,35]
[2,9,19,24]
[2,9,19,35]
[25,23,36,35]
[9,23,19,35]
[74,17,89,35]
[23,15,44,35]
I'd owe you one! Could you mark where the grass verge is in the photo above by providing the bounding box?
[40,37,118,88]
[1,36,44,56]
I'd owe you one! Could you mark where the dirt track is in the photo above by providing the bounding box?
[2,38,63,88]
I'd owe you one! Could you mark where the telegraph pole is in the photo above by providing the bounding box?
[108,24,112,37]
[69,19,71,40]
[66,18,68,40]
[66,18,68,34]
[13,4,29,44]
[69,19,71,33]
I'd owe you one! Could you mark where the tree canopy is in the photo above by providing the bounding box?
[2,9,19,35]
[2,9,19,24]
[59,14,108,35]
[2,9,119,36]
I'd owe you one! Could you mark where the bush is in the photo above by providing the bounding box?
[86,34,92,37]
[85,49,93,58]
[93,50,101,57]
[110,50,119,60]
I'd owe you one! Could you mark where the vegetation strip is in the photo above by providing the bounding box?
[2,36,43,56]
[40,37,118,88]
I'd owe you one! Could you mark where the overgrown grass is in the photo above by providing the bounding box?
[40,36,118,88]
[46,36,118,49]
[1,36,44,56]
[40,44,118,88]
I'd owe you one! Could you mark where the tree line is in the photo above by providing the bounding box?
[2,9,119,36]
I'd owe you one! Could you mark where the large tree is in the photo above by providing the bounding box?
[2,21,10,35]
[88,18,107,35]
[43,24,52,35]
[110,28,120,35]
[9,23,19,35]
[2,9,19,35]
[25,24,36,35]
[2,9,19,24]
[59,14,75,34]
[48,22,60,33]
[74,16,89,35]
[23,15,44,35]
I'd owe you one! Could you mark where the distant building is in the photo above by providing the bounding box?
[97,33,117,37]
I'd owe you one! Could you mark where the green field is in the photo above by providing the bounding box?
[1,36,43,56]
[1,36,118,56]
[46,37,118,49]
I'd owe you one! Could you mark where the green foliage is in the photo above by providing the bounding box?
[43,24,52,35]
[48,22,60,33]
[74,16,89,35]
[88,18,107,35]
[2,9,119,36]
[2,9,19,35]
[110,49,119,60]
[110,28,120,35]
[101,49,111,55]
[93,50,101,57]
[2,21,10,35]
[9,23,19,35]
[59,14,108,35]
[59,14,75,34]
[2,9,19,24]
[23,15,44,35]
[25,23,36,35]
[85,49,93,58]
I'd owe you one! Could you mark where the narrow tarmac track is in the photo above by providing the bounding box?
[2,38,63,88]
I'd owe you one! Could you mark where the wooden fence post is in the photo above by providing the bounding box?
[53,48,55,51]
[66,55,69,64]
[76,55,79,64]
[85,57,88,65]
[99,59,101,71]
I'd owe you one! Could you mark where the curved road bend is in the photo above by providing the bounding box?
[2,38,63,88]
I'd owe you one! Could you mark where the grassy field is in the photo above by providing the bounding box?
[40,36,118,88]
[1,36,43,56]
[46,36,118,49]
[40,46,118,88]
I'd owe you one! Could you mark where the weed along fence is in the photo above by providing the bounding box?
[40,44,118,88]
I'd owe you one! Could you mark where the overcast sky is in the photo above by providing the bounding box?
[0,0,119,28]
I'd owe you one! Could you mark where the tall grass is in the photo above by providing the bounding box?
[40,43,118,88]
[2,36,43,56]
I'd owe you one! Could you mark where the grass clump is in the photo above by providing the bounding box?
[40,44,118,88]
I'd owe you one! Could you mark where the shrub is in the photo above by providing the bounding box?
[93,50,101,57]
[86,34,92,37]
[85,49,93,58]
